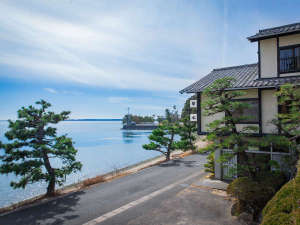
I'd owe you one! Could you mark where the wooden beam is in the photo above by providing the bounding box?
[258,41,261,79]
[197,92,201,135]
[222,149,290,155]
[277,36,280,77]
[258,89,262,135]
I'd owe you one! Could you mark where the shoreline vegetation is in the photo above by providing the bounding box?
[0,150,193,216]
[0,119,123,122]
[67,119,122,121]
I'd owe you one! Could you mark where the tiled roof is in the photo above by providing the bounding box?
[248,22,300,42]
[180,63,300,93]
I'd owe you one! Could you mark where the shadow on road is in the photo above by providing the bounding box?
[158,159,198,168]
[0,191,85,225]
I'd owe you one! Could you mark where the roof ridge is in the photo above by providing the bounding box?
[212,63,258,71]
[259,22,300,32]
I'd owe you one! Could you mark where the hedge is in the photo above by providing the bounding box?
[227,172,286,220]
[261,160,300,225]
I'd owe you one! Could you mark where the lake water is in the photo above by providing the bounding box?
[0,121,160,207]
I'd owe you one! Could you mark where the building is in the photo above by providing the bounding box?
[180,22,300,179]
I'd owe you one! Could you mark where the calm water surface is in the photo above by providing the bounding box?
[0,121,159,207]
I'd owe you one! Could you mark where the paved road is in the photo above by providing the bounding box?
[0,154,234,225]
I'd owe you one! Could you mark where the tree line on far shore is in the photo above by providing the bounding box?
[122,105,181,125]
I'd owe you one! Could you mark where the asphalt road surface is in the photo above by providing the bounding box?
[0,154,234,225]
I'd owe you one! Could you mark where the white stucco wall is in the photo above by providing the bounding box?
[201,94,224,132]
[260,38,277,78]
[236,124,259,133]
[279,34,300,77]
[261,89,278,134]
[200,89,279,134]
[279,33,300,46]
[259,34,300,78]
[200,89,258,133]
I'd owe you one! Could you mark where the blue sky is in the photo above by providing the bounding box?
[0,0,299,119]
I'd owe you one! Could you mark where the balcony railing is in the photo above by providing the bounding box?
[280,56,300,74]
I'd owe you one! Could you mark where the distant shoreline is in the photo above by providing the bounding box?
[66,119,122,121]
[0,119,122,122]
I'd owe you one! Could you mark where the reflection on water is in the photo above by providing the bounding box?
[0,121,160,207]
[122,130,151,144]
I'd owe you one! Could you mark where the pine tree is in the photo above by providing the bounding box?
[202,77,261,178]
[178,116,197,151]
[143,121,180,160]
[0,100,82,196]
[181,94,197,119]
[272,83,300,143]
[269,84,300,173]
[165,105,179,123]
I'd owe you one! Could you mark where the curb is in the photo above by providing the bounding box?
[0,150,194,216]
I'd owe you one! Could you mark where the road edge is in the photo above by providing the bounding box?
[0,150,194,216]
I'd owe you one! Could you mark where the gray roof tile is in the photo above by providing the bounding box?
[248,22,300,42]
[180,63,300,93]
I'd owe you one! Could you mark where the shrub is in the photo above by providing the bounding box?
[204,152,215,174]
[227,172,286,221]
[261,161,300,225]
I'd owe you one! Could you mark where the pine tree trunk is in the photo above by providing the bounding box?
[37,126,57,197]
[47,173,56,197]
[166,151,171,161]
[166,131,175,161]
[41,148,56,196]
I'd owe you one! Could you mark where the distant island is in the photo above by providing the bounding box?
[122,114,158,130]
[67,119,122,121]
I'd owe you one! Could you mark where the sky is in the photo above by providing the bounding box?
[0,0,299,119]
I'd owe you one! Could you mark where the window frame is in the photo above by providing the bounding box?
[229,98,260,124]
[279,44,300,74]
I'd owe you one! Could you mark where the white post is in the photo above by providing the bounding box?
[214,149,222,180]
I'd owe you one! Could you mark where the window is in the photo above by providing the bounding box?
[279,45,300,73]
[231,99,259,123]
[278,101,291,114]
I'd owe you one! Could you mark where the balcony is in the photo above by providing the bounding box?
[280,56,300,74]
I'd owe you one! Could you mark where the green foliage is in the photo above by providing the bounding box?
[156,116,165,123]
[181,94,196,119]
[143,121,181,160]
[271,83,300,149]
[227,172,286,220]
[203,77,257,134]
[261,161,300,225]
[0,100,82,196]
[267,84,300,176]
[204,152,214,174]
[177,116,197,151]
[122,114,154,124]
[202,77,263,178]
[165,105,179,123]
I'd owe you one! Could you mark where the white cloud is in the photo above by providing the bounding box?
[108,97,131,104]
[0,0,226,92]
[44,88,57,94]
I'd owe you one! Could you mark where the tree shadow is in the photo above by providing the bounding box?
[0,191,85,225]
[158,159,198,168]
